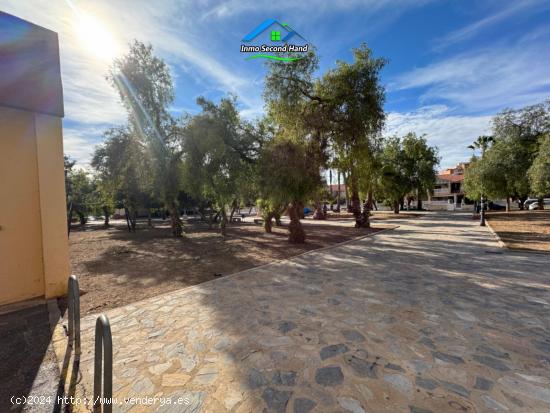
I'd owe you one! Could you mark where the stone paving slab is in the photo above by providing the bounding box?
[60,213,549,412]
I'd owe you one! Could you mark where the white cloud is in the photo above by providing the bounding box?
[433,0,549,51]
[62,126,104,168]
[391,40,550,113]
[386,105,492,169]
[0,0,258,164]
[202,0,433,21]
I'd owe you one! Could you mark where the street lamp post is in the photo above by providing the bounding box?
[480,194,486,226]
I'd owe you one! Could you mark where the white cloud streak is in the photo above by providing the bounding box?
[386,105,492,169]
[391,38,550,113]
[201,0,433,20]
[433,0,548,51]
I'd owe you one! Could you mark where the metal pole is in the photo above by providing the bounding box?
[480,146,487,226]
[337,171,341,212]
[68,275,81,358]
[480,195,486,226]
[94,314,112,413]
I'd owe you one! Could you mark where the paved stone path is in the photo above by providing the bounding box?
[61,213,550,412]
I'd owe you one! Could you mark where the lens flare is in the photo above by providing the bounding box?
[74,13,118,62]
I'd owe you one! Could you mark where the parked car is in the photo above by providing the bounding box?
[475,203,488,213]
[523,198,538,209]
[488,202,506,211]
[528,199,550,210]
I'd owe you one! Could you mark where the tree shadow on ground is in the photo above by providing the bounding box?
[0,304,58,410]
[71,219,384,315]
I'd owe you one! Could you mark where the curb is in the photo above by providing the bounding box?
[485,219,550,255]
[484,220,507,249]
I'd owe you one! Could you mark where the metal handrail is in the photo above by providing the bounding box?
[68,275,81,358]
[93,314,112,413]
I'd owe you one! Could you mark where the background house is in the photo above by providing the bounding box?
[427,162,472,211]
[327,184,347,200]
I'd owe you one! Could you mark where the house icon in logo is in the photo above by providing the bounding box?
[242,19,307,43]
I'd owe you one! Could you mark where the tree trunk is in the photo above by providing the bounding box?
[67,203,73,236]
[417,198,423,211]
[506,197,511,213]
[313,199,326,220]
[297,201,305,219]
[350,174,368,227]
[168,204,183,236]
[274,206,284,226]
[124,207,132,232]
[102,206,110,226]
[264,212,274,233]
[336,170,341,212]
[197,207,207,222]
[131,210,137,232]
[220,207,227,236]
[288,202,305,243]
[538,197,544,210]
[147,209,152,227]
[360,200,370,228]
[208,210,215,229]
[393,201,400,214]
[229,199,238,223]
[366,190,374,211]
[78,212,86,226]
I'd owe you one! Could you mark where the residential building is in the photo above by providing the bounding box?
[327,184,347,200]
[427,162,470,210]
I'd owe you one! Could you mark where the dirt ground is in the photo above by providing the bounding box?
[68,218,391,315]
[486,210,550,252]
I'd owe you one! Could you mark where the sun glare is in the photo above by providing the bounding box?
[75,13,118,62]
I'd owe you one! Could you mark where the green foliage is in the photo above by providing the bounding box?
[529,134,550,196]
[92,126,153,217]
[464,156,504,201]
[258,138,321,206]
[66,168,96,223]
[258,138,321,242]
[377,137,411,208]
[467,135,494,156]
[464,103,550,201]
[320,44,386,221]
[108,41,184,235]
[182,96,260,234]
[401,133,439,196]
[259,137,320,216]
[376,134,439,210]
[321,43,386,146]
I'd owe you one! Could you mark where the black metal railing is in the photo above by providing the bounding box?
[68,275,81,358]
[93,314,112,413]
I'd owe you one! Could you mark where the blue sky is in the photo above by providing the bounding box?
[2,0,550,168]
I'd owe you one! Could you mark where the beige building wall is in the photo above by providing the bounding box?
[0,12,69,306]
[35,113,71,298]
[0,107,69,305]
[0,108,45,303]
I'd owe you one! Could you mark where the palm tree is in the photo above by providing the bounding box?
[468,135,494,157]
[468,135,494,226]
